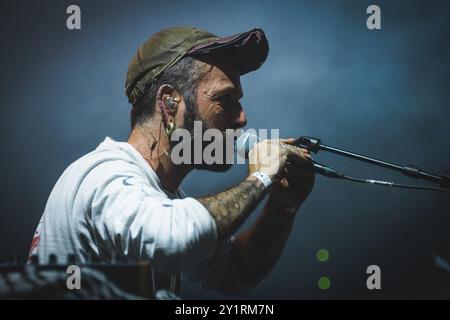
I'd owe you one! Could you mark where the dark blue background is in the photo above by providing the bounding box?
[1,0,449,299]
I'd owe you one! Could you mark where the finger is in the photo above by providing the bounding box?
[285,146,312,163]
[280,177,289,188]
[279,138,297,145]
[281,143,310,156]
[298,148,312,159]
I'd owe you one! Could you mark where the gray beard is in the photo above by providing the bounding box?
[170,103,233,172]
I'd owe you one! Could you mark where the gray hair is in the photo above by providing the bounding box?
[130,56,207,129]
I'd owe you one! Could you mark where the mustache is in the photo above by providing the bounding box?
[185,112,242,134]
[183,101,243,136]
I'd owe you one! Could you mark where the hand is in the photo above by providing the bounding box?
[267,139,315,213]
[248,138,311,181]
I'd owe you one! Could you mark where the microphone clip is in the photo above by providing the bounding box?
[295,136,322,153]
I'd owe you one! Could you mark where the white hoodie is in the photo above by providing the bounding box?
[30,137,253,296]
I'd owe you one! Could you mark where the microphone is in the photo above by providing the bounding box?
[235,132,344,179]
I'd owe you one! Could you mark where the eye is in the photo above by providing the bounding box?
[218,93,238,106]
[218,94,231,103]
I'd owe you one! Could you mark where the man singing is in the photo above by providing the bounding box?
[29,27,315,297]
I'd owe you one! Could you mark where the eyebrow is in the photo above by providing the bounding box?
[216,84,243,100]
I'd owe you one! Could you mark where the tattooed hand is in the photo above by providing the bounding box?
[268,138,315,212]
[248,138,311,181]
[268,162,315,213]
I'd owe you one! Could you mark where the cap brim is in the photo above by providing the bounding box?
[187,28,269,75]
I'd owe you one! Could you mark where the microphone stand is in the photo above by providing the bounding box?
[296,136,450,191]
[296,137,450,295]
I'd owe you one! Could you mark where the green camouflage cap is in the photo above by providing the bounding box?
[125,26,269,104]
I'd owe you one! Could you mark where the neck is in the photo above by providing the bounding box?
[127,121,192,193]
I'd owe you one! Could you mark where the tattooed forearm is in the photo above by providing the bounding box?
[197,178,267,240]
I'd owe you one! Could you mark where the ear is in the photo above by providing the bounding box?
[156,85,181,120]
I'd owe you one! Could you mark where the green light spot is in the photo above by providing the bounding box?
[318,276,331,290]
[316,249,329,262]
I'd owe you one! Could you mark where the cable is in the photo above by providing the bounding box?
[310,160,450,194]
[341,175,450,194]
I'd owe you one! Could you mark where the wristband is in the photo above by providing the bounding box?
[251,172,272,189]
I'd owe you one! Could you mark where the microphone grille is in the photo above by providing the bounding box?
[235,132,259,159]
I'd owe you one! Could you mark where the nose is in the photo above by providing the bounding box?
[231,104,247,129]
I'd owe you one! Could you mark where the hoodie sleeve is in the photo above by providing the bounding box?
[75,160,218,274]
